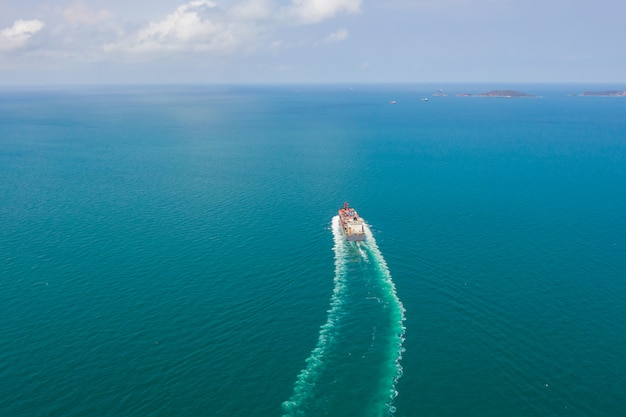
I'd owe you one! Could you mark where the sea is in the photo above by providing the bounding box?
[1,84,625,417]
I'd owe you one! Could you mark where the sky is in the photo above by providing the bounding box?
[1,0,625,85]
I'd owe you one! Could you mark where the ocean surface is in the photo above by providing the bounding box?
[1,84,625,417]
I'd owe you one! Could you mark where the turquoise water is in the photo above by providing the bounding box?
[1,85,625,416]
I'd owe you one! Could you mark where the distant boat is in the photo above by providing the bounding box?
[338,202,366,241]
[389,100,397,104]
[421,97,429,101]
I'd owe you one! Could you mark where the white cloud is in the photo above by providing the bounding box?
[283,0,362,24]
[0,19,45,51]
[229,0,272,20]
[323,28,348,43]
[105,1,240,54]
[1,0,362,61]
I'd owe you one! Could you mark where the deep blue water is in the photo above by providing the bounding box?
[1,84,625,417]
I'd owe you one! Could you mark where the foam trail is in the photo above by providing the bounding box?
[356,242,369,262]
[282,216,406,417]
[282,216,350,417]
[361,221,406,416]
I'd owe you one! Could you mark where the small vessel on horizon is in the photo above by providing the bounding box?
[338,202,366,241]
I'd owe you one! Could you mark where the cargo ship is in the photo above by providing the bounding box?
[338,202,366,241]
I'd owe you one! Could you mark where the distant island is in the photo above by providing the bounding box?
[579,90,626,96]
[458,90,537,98]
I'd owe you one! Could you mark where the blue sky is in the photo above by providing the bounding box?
[1,0,625,84]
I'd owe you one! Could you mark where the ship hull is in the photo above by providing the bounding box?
[338,202,367,241]
[343,232,366,242]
